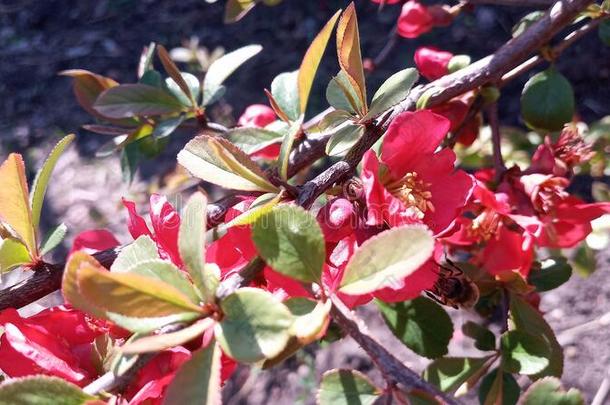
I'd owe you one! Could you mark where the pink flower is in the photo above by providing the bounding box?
[70,229,120,254]
[397,1,452,39]
[414,46,453,80]
[0,307,105,386]
[361,110,473,236]
[238,104,276,128]
[122,194,183,267]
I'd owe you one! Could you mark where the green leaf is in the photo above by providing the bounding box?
[271,71,300,122]
[377,297,453,359]
[178,135,279,192]
[336,3,367,115]
[163,343,222,405]
[122,259,201,305]
[224,0,256,23]
[512,11,545,37]
[462,321,496,351]
[152,116,185,140]
[520,377,584,405]
[0,238,31,273]
[278,119,302,180]
[76,261,203,317]
[317,110,353,132]
[203,44,262,106]
[179,192,216,302]
[106,311,201,334]
[572,243,597,277]
[297,10,341,114]
[39,223,67,256]
[339,225,434,295]
[326,70,362,114]
[510,294,563,378]
[251,205,325,283]
[528,257,572,292]
[140,69,164,88]
[0,375,95,405]
[362,68,418,121]
[111,235,159,273]
[221,192,281,229]
[0,154,36,257]
[224,127,283,154]
[478,369,520,405]
[94,83,185,119]
[215,287,293,363]
[520,68,575,131]
[501,330,551,375]
[424,356,494,393]
[122,318,214,354]
[318,369,381,405]
[30,134,75,232]
[158,45,198,107]
[447,55,471,73]
[600,20,610,46]
[325,123,365,156]
[289,298,331,344]
[165,73,200,108]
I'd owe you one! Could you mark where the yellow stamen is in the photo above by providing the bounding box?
[386,172,434,219]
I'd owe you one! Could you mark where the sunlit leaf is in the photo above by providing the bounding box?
[77,261,203,317]
[222,192,281,228]
[424,356,494,393]
[163,342,222,405]
[224,127,283,154]
[252,205,325,283]
[178,135,279,192]
[62,252,109,319]
[318,369,381,405]
[203,45,262,105]
[165,73,201,108]
[509,294,563,378]
[325,123,365,156]
[111,235,158,273]
[158,45,197,107]
[362,68,418,121]
[0,375,95,405]
[106,312,201,334]
[270,71,300,122]
[501,330,551,375]
[336,3,367,114]
[179,192,215,302]
[30,134,75,232]
[326,70,362,114]
[297,10,341,114]
[224,0,257,23]
[39,223,67,256]
[520,377,584,405]
[0,154,36,257]
[94,84,185,119]
[339,225,434,295]
[0,238,30,273]
[288,298,331,344]
[60,69,119,120]
[122,318,214,354]
[215,287,293,363]
[277,119,302,180]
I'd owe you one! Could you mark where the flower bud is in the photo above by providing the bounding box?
[237,104,276,128]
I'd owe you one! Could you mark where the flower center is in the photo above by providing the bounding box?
[386,172,434,219]
[467,209,500,241]
[534,178,569,214]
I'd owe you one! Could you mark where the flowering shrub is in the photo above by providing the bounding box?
[0,1,609,404]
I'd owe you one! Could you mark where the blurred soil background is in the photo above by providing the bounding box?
[0,0,609,403]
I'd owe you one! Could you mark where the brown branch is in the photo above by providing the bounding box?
[329,295,460,405]
[0,196,243,312]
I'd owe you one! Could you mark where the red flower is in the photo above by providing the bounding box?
[238,104,276,128]
[0,307,105,386]
[122,194,183,267]
[317,198,358,243]
[70,229,120,254]
[414,46,453,81]
[397,1,452,39]
[361,110,473,236]
[529,125,594,177]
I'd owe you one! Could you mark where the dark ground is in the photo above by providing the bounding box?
[0,0,609,403]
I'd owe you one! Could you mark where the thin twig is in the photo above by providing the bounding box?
[329,295,461,405]
[486,101,506,182]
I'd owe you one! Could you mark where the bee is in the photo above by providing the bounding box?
[426,259,480,309]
